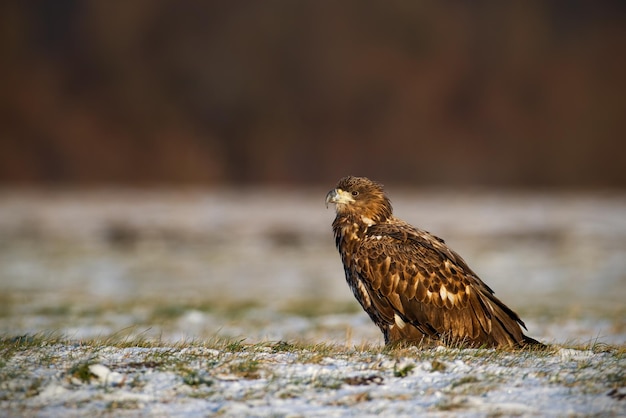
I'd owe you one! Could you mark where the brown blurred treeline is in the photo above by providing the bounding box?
[1,1,625,187]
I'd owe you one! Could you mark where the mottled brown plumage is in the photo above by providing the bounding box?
[326,176,541,348]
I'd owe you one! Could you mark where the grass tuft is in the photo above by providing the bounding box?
[68,359,97,384]
[430,360,447,372]
[394,362,416,378]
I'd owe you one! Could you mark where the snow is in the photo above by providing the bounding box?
[2,342,623,417]
[0,188,624,416]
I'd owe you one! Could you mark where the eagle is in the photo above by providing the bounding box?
[325,176,541,348]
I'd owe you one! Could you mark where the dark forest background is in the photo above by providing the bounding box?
[1,1,625,188]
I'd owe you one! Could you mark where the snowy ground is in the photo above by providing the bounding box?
[0,188,625,416]
[2,336,624,417]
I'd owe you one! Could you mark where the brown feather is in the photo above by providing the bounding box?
[327,176,543,348]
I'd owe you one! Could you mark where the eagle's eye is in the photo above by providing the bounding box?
[351,190,359,196]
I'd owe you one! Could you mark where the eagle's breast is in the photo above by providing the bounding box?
[333,216,376,310]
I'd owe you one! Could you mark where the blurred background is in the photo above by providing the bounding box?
[0,1,625,345]
[1,1,625,188]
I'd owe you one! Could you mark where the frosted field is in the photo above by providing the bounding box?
[0,188,625,416]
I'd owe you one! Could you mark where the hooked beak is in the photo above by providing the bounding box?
[325,188,354,208]
[325,189,337,208]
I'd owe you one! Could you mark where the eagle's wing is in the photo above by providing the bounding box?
[353,220,527,346]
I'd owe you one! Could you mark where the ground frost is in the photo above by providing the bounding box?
[1,339,624,417]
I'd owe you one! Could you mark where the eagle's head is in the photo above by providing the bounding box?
[325,176,393,224]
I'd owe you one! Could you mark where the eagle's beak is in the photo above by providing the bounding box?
[325,188,354,208]
[325,189,338,208]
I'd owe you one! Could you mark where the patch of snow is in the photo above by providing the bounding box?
[88,364,125,386]
[558,348,595,361]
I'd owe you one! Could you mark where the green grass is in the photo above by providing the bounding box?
[2,332,619,359]
[278,300,362,318]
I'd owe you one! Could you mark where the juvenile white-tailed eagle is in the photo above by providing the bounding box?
[326,176,541,348]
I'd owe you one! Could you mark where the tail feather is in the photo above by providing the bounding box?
[520,334,547,349]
